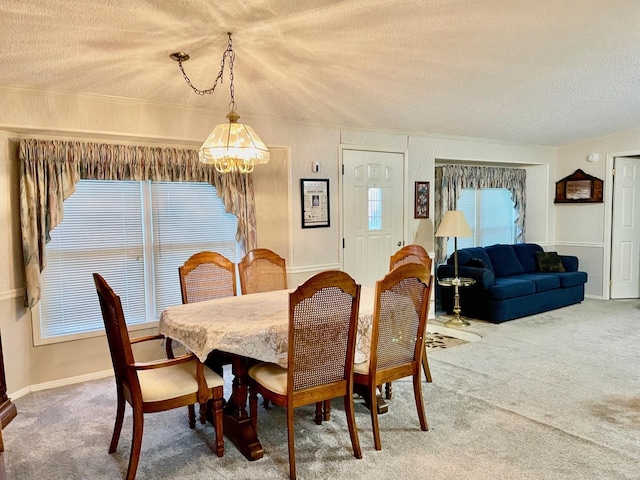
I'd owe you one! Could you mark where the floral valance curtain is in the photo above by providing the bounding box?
[434,165,526,263]
[19,139,257,307]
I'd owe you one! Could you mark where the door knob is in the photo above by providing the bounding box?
[397,241,402,246]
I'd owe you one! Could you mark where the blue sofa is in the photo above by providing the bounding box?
[436,243,588,323]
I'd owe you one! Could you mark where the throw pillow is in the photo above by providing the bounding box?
[535,251,566,272]
[466,258,488,269]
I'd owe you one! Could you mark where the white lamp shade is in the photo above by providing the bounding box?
[435,210,472,238]
[199,118,270,173]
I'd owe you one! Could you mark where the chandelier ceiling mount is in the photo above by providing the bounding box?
[170,33,269,174]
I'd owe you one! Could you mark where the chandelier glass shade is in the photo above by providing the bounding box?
[171,33,270,173]
[199,110,270,173]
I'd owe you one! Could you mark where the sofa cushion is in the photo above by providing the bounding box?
[548,271,588,288]
[488,277,536,300]
[535,251,566,272]
[467,258,488,268]
[452,247,494,272]
[485,245,525,277]
[514,273,561,292]
[512,243,544,273]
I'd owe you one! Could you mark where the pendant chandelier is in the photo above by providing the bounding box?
[171,33,269,174]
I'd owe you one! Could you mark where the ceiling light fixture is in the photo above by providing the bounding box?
[171,33,269,174]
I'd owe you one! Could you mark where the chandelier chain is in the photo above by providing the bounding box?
[176,33,235,103]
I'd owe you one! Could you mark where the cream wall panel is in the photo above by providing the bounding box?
[524,164,551,244]
[340,129,408,151]
[556,243,604,298]
[1,297,32,396]
[252,147,291,263]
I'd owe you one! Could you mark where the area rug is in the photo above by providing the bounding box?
[425,328,471,350]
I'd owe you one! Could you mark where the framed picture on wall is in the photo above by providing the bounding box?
[414,181,430,218]
[554,169,603,203]
[301,178,330,228]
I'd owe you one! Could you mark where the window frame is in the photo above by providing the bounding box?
[32,179,239,346]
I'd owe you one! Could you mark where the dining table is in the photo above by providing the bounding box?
[158,285,377,461]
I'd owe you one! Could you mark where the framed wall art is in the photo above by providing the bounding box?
[414,181,430,218]
[554,169,603,203]
[301,178,330,228]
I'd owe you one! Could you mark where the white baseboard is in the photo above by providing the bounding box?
[9,369,114,400]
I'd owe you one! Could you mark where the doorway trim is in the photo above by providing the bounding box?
[338,144,408,274]
[604,150,640,299]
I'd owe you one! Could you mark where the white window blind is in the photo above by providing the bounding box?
[151,181,238,316]
[37,179,238,344]
[447,188,517,255]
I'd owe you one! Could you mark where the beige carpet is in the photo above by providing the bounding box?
[3,298,639,479]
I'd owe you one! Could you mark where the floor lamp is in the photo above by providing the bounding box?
[435,210,473,327]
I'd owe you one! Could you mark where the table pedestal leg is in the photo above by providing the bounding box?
[444,282,470,328]
[222,356,264,461]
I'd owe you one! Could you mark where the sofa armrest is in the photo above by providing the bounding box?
[559,255,579,272]
[437,264,496,289]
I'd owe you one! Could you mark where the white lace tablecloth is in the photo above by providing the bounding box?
[158,287,375,368]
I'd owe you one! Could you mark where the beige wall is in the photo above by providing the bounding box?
[2,85,632,398]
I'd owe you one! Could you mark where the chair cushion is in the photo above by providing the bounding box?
[535,251,566,272]
[248,362,288,395]
[354,360,369,375]
[485,245,525,277]
[138,359,223,403]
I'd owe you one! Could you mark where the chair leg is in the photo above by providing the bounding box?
[422,352,433,383]
[314,402,323,425]
[188,404,196,429]
[199,402,207,424]
[384,382,393,399]
[343,393,362,458]
[126,405,144,480]
[368,383,382,451]
[109,389,126,454]
[286,407,297,480]
[210,396,225,457]
[249,382,259,432]
[413,372,428,431]
[323,399,331,421]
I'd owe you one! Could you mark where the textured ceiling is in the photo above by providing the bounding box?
[2,0,640,146]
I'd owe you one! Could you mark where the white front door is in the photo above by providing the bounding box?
[342,149,404,287]
[610,156,640,298]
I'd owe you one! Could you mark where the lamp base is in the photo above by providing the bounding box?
[443,314,471,328]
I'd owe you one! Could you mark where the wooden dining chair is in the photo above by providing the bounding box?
[389,244,432,271]
[353,263,432,450]
[169,251,237,373]
[238,248,287,294]
[238,248,287,409]
[179,250,237,304]
[248,270,363,480]
[385,244,433,399]
[93,273,225,480]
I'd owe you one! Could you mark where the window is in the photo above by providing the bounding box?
[368,187,382,230]
[36,180,238,345]
[447,188,517,255]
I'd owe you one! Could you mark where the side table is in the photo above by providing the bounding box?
[437,276,476,328]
